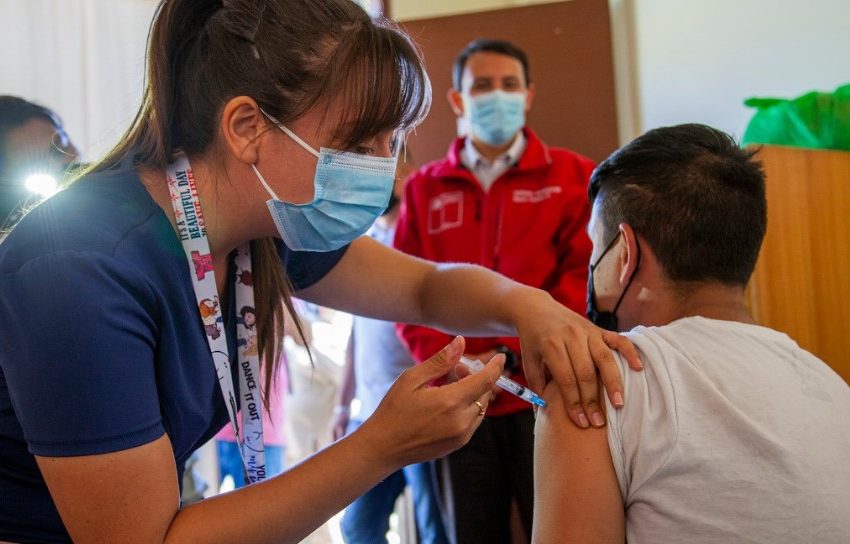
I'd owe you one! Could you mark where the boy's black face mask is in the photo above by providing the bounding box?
[586,232,641,332]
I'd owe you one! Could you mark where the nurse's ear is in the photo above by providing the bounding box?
[219,96,264,165]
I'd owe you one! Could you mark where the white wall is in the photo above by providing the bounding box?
[628,0,850,140]
[2,0,848,157]
[0,0,158,161]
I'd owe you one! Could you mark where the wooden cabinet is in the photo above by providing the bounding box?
[747,145,850,383]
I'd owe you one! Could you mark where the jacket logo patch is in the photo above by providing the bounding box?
[428,191,464,234]
[513,186,562,204]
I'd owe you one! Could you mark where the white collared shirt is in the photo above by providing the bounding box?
[461,131,527,191]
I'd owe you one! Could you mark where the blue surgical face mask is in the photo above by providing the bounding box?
[252,111,397,252]
[467,90,526,146]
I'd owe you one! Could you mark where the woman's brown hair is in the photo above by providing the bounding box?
[89,0,430,407]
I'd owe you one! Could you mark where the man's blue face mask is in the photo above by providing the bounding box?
[467,90,526,146]
[251,110,397,252]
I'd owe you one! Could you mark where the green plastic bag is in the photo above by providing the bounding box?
[742,83,850,151]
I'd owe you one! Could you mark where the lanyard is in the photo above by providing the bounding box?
[166,153,266,484]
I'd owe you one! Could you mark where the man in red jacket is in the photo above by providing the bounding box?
[394,39,594,543]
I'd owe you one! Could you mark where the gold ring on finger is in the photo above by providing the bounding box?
[474,400,485,417]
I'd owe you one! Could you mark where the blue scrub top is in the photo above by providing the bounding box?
[0,165,348,542]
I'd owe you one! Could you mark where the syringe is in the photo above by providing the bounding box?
[459,356,547,408]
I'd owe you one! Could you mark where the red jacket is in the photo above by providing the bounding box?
[394,128,594,416]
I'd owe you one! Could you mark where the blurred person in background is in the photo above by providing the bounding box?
[334,151,448,544]
[283,300,349,467]
[0,95,79,228]
[394,39,596,543]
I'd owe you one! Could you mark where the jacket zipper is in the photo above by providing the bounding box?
[490,172,508,272]
[492,197,504,271]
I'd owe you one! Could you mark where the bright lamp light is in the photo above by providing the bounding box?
[24,173,59,197]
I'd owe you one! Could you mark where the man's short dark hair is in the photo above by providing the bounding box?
[589,123,766,286]
[453,39,531,91]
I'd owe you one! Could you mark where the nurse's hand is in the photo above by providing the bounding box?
[357,335,504,469]
[511,289,642,429]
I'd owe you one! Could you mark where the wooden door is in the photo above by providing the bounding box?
[747,145,850,382]
[399,0,619,165]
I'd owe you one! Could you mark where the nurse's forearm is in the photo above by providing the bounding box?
[166,428,393,544]
[416,263,552,337]
[296,238,554,332]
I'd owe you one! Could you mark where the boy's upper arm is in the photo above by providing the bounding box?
[533,381,625,544]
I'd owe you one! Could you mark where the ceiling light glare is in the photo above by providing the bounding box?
[24,174,59,197]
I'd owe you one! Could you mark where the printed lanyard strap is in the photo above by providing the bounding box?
[166,153,266,484]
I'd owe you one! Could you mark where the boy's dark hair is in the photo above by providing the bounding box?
[453,39,531,91]
[589,123,766,286]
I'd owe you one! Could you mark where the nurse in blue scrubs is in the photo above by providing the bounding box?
[0,1,639,542]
